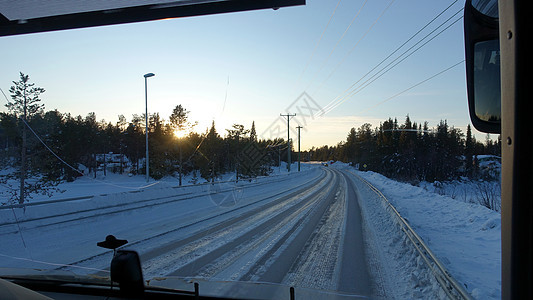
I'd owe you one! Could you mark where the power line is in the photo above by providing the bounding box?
[304,0,369,88]
[310,0,396,93]
[319,1,461,114]
[2,85,222,190]
[25,117,162,190]
[1,87,161,190]
[359,60,465,114]
[298,0,342,82]
[323,15,464,115]
[319,6,464,116]
[383,129,432,133]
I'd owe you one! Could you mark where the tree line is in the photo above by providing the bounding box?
[0,73,287,204]
[1,73,501,204]
[306,115,501,182]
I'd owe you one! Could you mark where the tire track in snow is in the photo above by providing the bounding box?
[243,170,342,284]
[282,171,346,291]
[56,170,328,273]
[338,170,371,295]
[162,169,336,279]
[151,168,374,298]
[1,173,302,232]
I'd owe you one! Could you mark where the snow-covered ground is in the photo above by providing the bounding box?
[0,163,322,267]
[0,162,501,299]
[418,178,501,212]
[335,164,501,299]
[1,161,316,206]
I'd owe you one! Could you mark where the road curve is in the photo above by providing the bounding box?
[23,166,377,298]
[154,168,374,297]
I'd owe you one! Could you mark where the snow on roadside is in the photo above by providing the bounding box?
[1,162,313,206]
[353,169,501,300]
[418,179,501,212]
[340,168,439,299]
[0,164,323,271]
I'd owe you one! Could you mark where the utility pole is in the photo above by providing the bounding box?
[296,125,302,172]
[280,113,296,172]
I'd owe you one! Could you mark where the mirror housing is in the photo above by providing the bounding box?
[464,0,500,133]
[111,250,144,297]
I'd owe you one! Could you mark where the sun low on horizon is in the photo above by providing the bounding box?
[1,0,474,151]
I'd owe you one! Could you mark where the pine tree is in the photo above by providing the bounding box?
[169,104,190,132]
[344,127,357,164]
[6,73,45,204]
[465,124,474,177]
[200,121,222,181]
[169,105,195,185]
[250,121,257,142]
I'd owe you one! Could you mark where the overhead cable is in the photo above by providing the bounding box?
[298,0,342,81]
[318,1,461,114]
[318,5,464,116]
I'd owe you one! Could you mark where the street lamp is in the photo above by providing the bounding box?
[144,72,155,182]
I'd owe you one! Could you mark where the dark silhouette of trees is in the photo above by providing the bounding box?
[1,85,503,205]
[306,115,500,183]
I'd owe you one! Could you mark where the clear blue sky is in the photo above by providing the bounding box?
[1,0,487,150]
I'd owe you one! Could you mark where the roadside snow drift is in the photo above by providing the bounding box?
[354,169,501,299]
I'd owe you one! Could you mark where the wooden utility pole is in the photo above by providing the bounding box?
[280,113,296,172]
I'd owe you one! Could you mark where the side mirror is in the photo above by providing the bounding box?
[111,250,144,297]
[464,0,500,133]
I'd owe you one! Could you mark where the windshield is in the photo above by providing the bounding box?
[0,1,501,299]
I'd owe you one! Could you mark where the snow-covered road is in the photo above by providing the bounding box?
[2,163,490,299]
[1,166,381,298]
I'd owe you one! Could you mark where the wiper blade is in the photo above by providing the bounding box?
[149,276,370,300]
[0,268,197,297]
[0,269,110,286]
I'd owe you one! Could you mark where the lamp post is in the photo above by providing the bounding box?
[144,72,155,182]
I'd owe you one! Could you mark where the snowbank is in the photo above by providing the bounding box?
[355,170,501,299]
[1,162,314,206]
